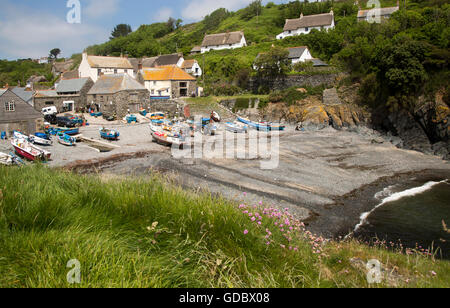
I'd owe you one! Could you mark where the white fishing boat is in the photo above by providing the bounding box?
[11,138,51,161]
[225,122,248,133]
[0,152,14,165]
[28,134,53,146]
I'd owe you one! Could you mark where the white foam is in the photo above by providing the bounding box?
[346,179,449,239]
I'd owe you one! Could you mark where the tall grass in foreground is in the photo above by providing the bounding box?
[0,165,448,288]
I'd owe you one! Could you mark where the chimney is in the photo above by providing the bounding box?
[300,12,304,18]
[82,52,88,62]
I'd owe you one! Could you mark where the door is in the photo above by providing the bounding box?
[128,103,140,113]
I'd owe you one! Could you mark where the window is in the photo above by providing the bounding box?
[114,69,118,74]
[4,101,15,112]
[180,82,187,88]
[305,27,309,32]
[288,30,291,34]
[97,69,101,76]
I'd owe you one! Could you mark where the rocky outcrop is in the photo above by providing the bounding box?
[375,91,450,159]
[387,110,433,155]
[259,95,370,131]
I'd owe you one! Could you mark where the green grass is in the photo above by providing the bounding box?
[0,165,449,288]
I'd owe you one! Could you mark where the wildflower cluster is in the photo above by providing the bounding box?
[239,198,328,258]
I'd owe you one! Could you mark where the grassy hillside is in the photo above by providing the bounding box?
[0,165,448,288]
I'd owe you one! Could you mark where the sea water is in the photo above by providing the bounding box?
[353,180,450,258]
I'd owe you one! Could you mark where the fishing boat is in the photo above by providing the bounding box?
[29,133,53,146]
[139,109,148,116]
[99,128,120,141]
[0,152,14,165]
[59,127,79,136]
[90,112,103,117]
[150,112,165,120]
[149,119,164,133]
[211,111,221,123]
[47,127,79,136]
[225,122,248,134]
[11,138,51,161]
[57,133,76,146]
[201,118,218,135]
[237,117,286,132]
[13,131,29,140]
[125,114,138,124]
[152,131,184,148]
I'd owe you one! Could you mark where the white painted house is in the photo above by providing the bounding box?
[181,60,202,77]
[357,6,399,22]
[201,31,247,54]
[288,47,314,64]
[276,10,335,40]
[78,53,135,83]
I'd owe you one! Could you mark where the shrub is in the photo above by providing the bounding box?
[205,82,242,96]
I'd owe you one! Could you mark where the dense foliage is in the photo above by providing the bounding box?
[0,59,52,87]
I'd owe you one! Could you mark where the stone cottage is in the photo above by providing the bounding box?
[0,88,44,136]
[86,74,150,118]
[33,77,94,113]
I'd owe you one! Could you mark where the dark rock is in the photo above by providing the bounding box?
[387,110,433,155]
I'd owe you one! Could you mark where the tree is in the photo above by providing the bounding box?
[166,18,183,32]
[241,0,263,21]
[110,24,132,40]
[49,48,61,61]
[254,46,290,80]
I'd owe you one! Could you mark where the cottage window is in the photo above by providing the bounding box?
[305,27,309,32]
[114,69,118,74]
[4,101,15,112]
[97,69,101,76]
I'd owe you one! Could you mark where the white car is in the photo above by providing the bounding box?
[42,106,57,116]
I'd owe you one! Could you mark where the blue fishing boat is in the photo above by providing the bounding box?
[47,127,79,136]
[237,117,285,132]
[57,133,76,146]
[99,128,120,141]
[125,115,137,124]
[90,112,103,117]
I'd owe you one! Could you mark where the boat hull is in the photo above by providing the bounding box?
[237,117,285,131]
[100,129,120,141]
[29,135,52,146]
[13,145,51,161]
[152,132,184,148]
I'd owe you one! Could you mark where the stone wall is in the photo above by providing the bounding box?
[87,89,150,119]
[249,74,340,93]
[149,99,184,118]
[171,80,197,98]
[0,118,44,137]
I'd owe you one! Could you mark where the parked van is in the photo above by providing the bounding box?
[42,106,58,116]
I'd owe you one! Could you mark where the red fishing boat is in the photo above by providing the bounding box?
[11,138,51,161]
